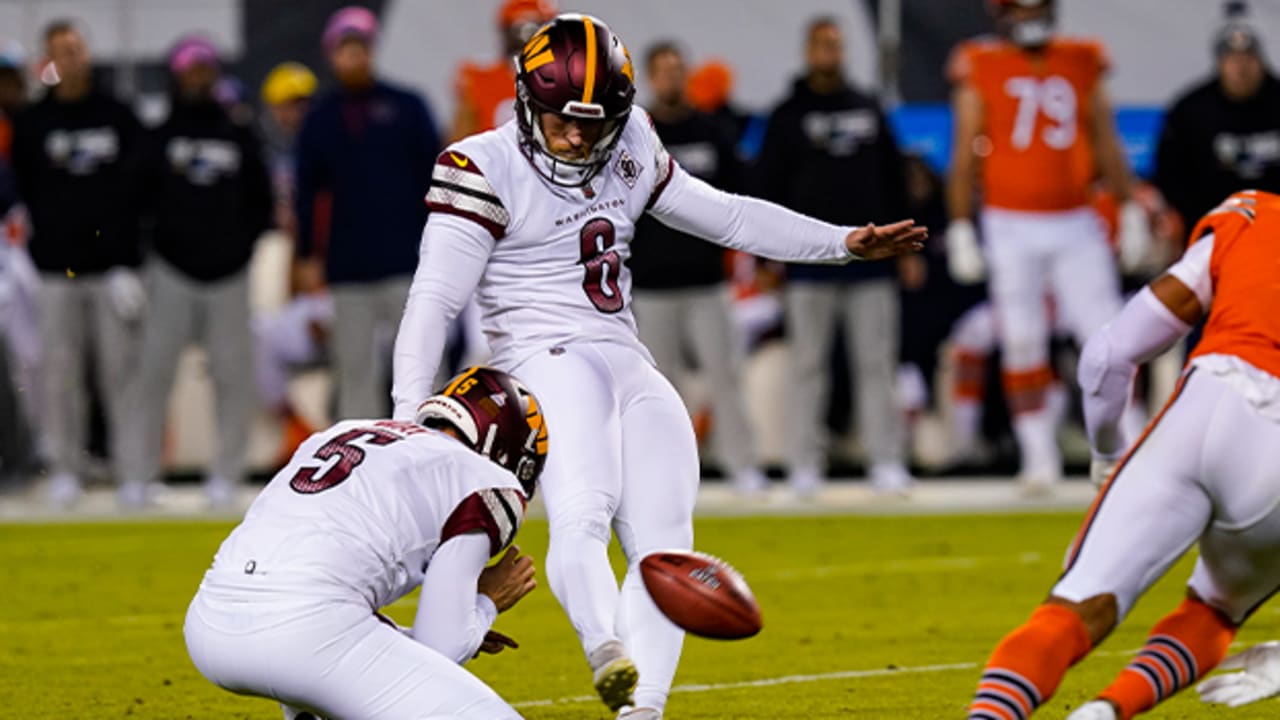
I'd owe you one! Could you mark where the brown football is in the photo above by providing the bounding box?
[639,550,763,640]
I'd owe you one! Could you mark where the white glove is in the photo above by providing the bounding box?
[1198,641,1280,708]
[1117,200,1152,274]
[1089,456,1119,489]
[946,219,986,284]
[104,266,146,321]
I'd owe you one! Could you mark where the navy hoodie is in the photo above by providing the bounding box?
[294,80,440,283]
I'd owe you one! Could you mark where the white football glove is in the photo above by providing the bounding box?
[946,219,986,284]
[104,266,146,321]
[1089,457,1119,489]
[1117,200,1152,274]
[1198,641,1280,708]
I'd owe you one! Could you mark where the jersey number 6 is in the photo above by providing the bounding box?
[579,217,624,314]
[290,427,403,494]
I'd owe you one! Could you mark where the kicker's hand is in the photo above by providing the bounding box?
[474,629,520,658]
[478,546,536,613]
[845,220,928,261]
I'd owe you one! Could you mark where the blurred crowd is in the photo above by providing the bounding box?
[0,0,1278,509]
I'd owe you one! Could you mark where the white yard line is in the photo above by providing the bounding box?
[512,662,980,708]
[509,643,1254,709]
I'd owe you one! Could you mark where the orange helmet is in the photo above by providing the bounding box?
[499,0,558,29]
[687,61,734,113]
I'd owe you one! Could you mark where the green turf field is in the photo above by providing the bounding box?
[2,512,1276,719]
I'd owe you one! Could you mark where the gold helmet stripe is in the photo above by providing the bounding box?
[581,16,597,104]
[522,29,554,72]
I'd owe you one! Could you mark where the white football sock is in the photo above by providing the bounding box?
[546,525,622,657]
[616,561,684,712]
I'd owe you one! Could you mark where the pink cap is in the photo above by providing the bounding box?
[170,35,219,74]
[323,6,379,53]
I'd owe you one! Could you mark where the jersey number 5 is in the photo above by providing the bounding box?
[579,217,624,314]
[1004,75,1077,151]
[290,427,402,494]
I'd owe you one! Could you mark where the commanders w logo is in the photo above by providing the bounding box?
[522,27,554,72]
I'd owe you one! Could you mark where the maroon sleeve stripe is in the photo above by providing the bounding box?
[441,492,503,556]
[426,202,506,241]
[646,154,676,210]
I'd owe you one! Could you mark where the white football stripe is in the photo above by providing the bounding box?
[426,186,510,227]
[431,164,500,199]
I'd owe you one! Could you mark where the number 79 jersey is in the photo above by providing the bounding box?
[948,36,1108,213]
[425,109,674,369]
[204,419,525,610]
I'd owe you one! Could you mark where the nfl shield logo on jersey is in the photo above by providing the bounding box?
[615,149,642,188]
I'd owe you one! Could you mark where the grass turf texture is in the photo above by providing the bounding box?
[2,513,1277,719]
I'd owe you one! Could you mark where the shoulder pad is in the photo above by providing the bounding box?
[425,149,510,240]
[441,487,526,556]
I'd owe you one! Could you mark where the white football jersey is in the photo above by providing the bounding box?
[394,106,856,418]
[425,109,674,370]
[200,419,525,610]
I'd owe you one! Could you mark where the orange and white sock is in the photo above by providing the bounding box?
[1002,365,1054,416]
[951,349,987,450]
[968,604,1092,719]
[1097,598,1237,719]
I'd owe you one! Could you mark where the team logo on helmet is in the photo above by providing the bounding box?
[514,14,636,187]
[415,367,548,497]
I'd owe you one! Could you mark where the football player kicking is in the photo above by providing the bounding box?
[966,191,1280,720]
[184,367,547,720]
[391,13,926,719]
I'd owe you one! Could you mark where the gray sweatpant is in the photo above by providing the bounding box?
[126,260,252,485]
[37,273,142,480]
[784,279,904,473]
[632,284,760,477]
[0,334,33,479]
[330,277,412,420]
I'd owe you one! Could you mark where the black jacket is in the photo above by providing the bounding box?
[756,77,907,282]
[1154,74,1280,227]
[631,108,742,290]
[11,89,142,274]
[140,98,273,282]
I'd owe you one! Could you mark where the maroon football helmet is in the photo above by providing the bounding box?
[989,0,1055,49]
[414,367,548,497]
[514,13,636,186]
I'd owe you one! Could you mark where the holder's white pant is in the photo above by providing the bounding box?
[184,589,519,720]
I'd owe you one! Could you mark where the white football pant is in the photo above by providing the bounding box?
[185,591,520,719]
[982,206,1123,475]
[513,341,697,712]
[1055,367,1280,623]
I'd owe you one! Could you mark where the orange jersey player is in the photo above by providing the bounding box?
[450,0,557,141]
[965,191,1280,720]
[943,0,1148,487]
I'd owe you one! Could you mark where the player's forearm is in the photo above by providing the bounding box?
[1096,138,1134,204]
[1079,287,1191,458]
[1091,89,1134,203]
[413,594,498,664]
[390,215,494,418]
[651,171,853,264]
[946,169,974,222]
[413,533,499,664]
[392,308,448,420]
